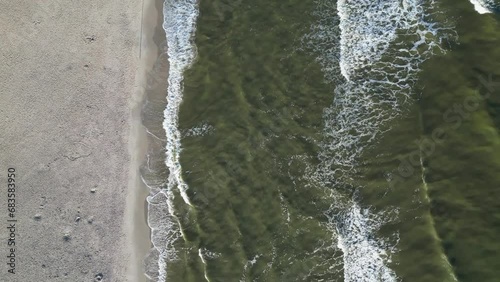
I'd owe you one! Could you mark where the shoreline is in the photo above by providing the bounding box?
[131,0,170,281]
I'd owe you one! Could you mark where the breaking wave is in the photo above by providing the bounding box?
[469,0,499,14]
[145,0,199,281]
[305,0,454,281]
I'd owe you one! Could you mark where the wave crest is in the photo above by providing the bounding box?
[305,1,455,281]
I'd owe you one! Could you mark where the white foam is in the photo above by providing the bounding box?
[198,249,211,282]
[147,192,182,281]
[334,204,398,282]
[239,255,261,282]
[146,0,200,281]
[305,0,454,281]
[162,0,198,207]
[469,0,494,14]
[184,122,214,137]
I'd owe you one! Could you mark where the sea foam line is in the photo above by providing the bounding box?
[334,203,398,282]
[162,0,197,208]
[147,0,199,281]
[328,0,444,165]
[305,0,453,281]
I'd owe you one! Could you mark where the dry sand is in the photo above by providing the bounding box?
[0,0,164,281]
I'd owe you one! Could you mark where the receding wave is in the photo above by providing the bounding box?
[145,0,199,281]
[305,0,453,281]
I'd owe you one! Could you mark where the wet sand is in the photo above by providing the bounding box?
[138,0,171,279]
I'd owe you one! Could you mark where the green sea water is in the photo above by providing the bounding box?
[416,1,500,280]
[172,1,338,280]
[153,0,500,281]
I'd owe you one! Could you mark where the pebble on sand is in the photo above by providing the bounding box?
[95,273,103,281]
[63,233,71,241]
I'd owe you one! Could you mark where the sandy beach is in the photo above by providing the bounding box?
[0,0,164,281]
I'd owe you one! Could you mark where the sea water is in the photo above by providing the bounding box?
[144,0,500,281]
